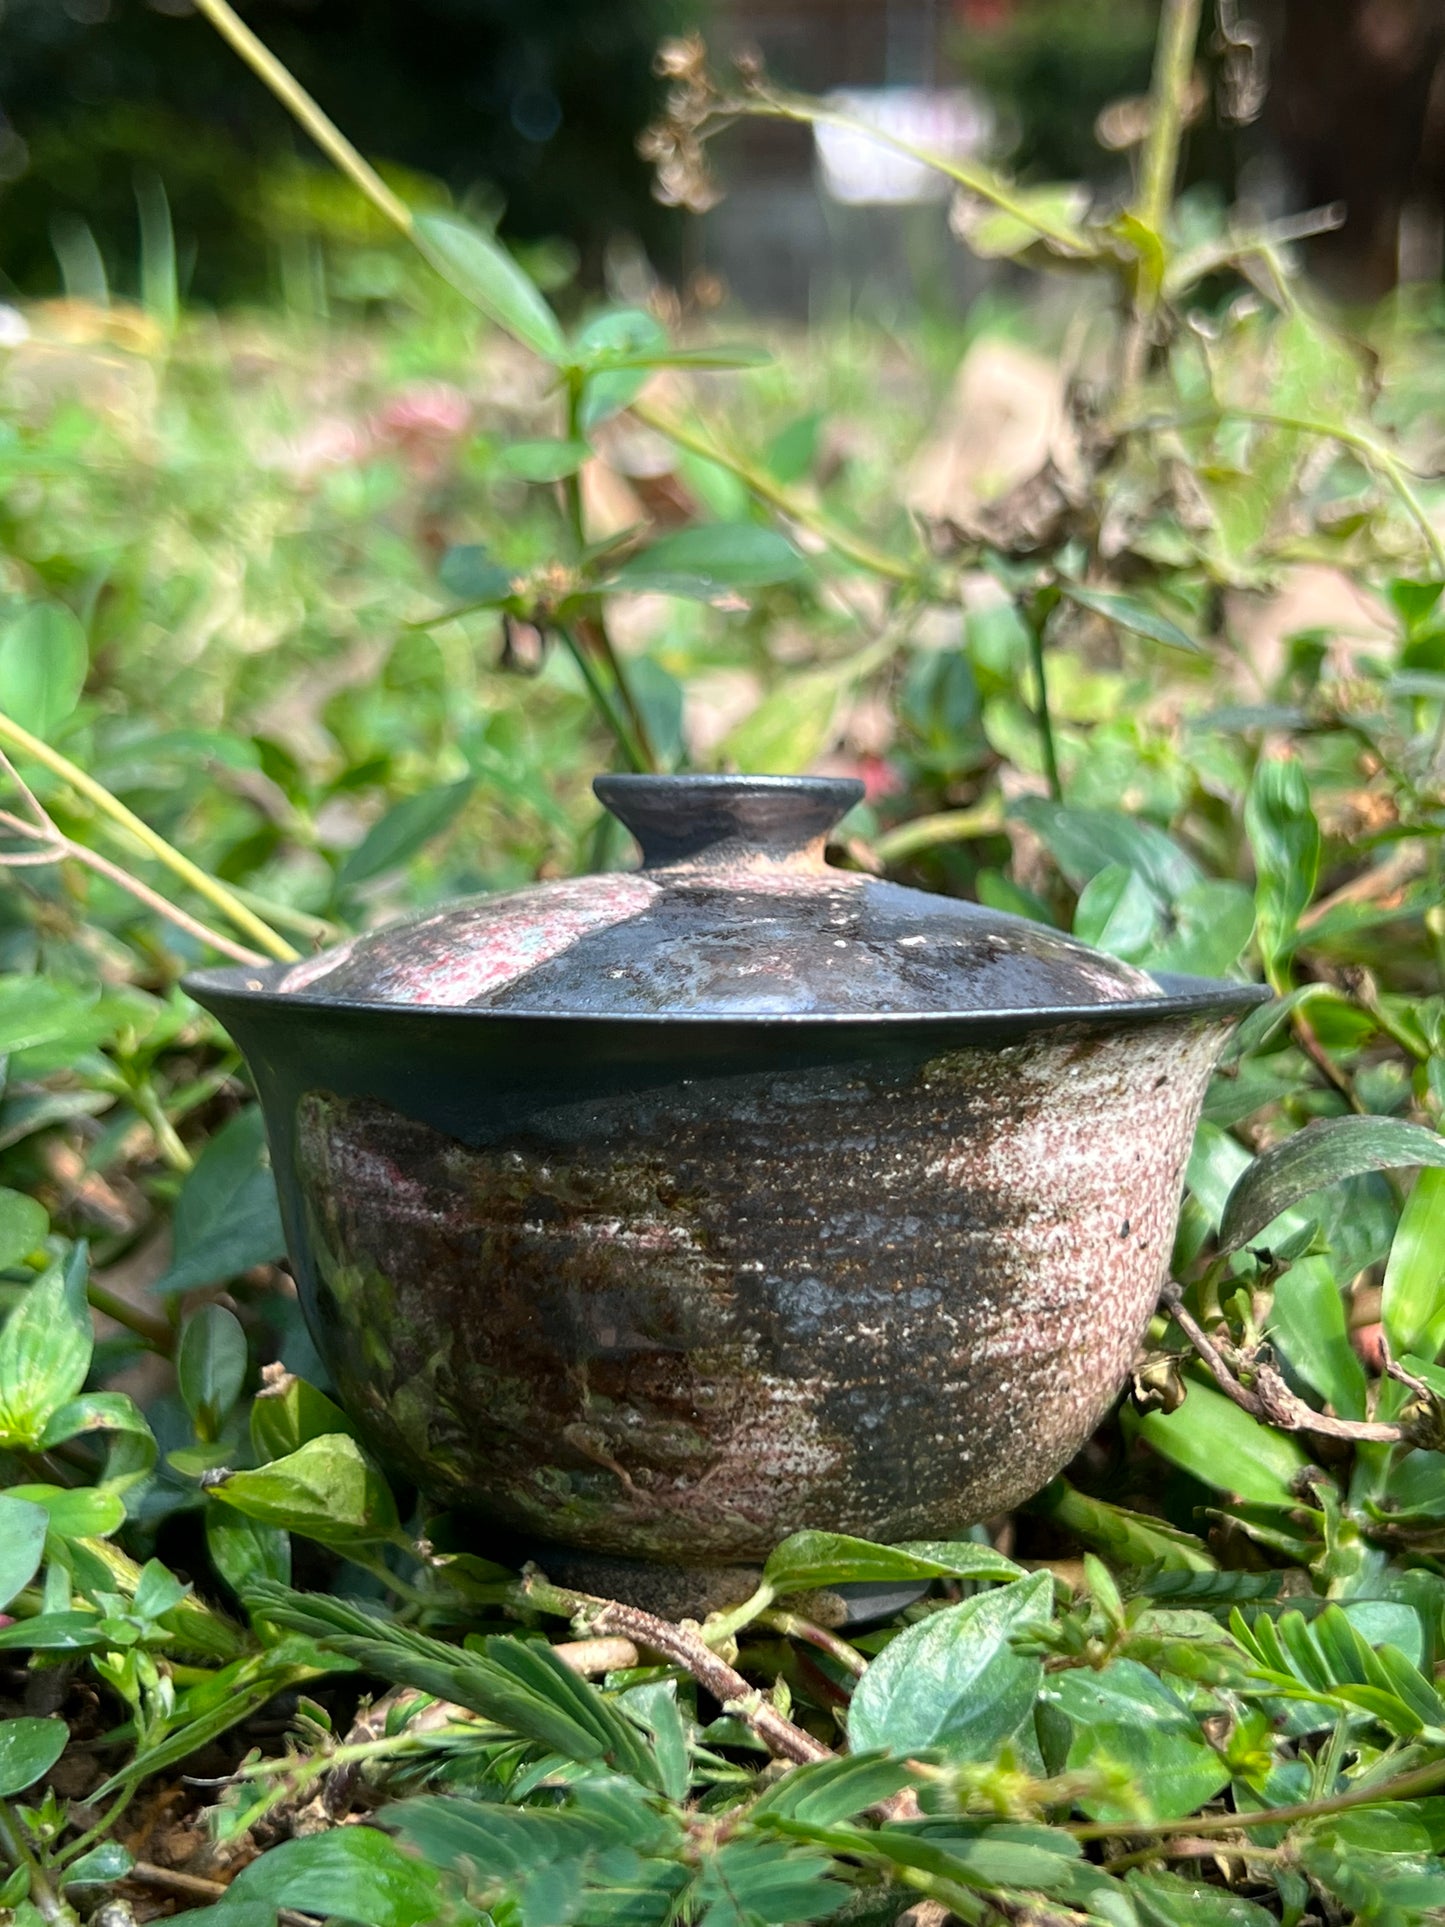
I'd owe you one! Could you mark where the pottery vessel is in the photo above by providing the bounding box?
[186,774,1267,1588]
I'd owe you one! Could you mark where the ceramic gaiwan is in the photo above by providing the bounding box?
[187,775,1267,1591]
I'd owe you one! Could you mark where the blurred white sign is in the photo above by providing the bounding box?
[814,88,994,207]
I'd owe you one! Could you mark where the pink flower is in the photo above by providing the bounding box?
[372,381,471,449]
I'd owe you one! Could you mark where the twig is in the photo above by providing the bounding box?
[870,801,1007,868]
[756,1610,867,1679]
[1101,1835,1286,1873]
[129,1862,310,1927]
[1071,1751,1445,1840]
[1159,1282,1404,1443]
[0,711,297,961]
[190,0,412,235]
[578,1599,833,1764]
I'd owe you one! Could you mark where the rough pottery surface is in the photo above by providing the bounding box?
[185,774,1269,1595]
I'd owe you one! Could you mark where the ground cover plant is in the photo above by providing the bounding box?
[7,0,1445,1921]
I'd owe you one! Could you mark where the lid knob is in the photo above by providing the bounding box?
[595,774,863,870]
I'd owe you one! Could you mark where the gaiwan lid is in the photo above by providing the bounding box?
[272,774,1162,1018]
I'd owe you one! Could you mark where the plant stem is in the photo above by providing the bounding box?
[632,400,927,587]
[1027,612,1063,802]
[0,712,297,962]
[1137,0,1204,243]
[564,376,658,772]
[556,623,650,774]
[871,799,1007,867]
[191,0,412,235]
[1070,1752,1445,1842]
[87,1278,176,1356]
[0,1799,78,1927]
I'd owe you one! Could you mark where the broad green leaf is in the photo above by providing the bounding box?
[1220,1116,1445,1253]
[206,1507,292,1596]
[951,183,1087,258]
[573,306,669,430]
[0,1189,47,1269]
[412,209,565,362]
[0,1494,47,1610]
[847,1570,1053,1760]
[250,1373,357,1461]
[9,1482,126,1540]
[763,1530,1022,1595]
[153,1107,284,1296]
[499,437,590,482]
[1058,583,1202,654]
[1150,878,1257,979]
[0,603,88,738]
[1245,756,1320,977]
[0,1718,67,1798]
[1139,1379,1310,1504]
[1009,798,1202,904]
[176,1304,248,1440]
[338,777,474,890]
[166,1823,455,1927]
[0,977,100,1057]
[437,542,516,607]
[1039,1659,1231,1823]
[39,1391,156,1489]
[1271,1255,1368,1420]
[1125,1866,1276,1925]
[610,523,806,600]
[211,1435,397,1547]
[0,1245,92,1445]
[1074,863,1157,962]
[1383,1166,1445,1362]
[60,1841,134,1891]
[1032,1480,1216,1571]
[0,1612,105,1652]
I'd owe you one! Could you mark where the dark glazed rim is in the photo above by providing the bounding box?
[182,963,1271,1033]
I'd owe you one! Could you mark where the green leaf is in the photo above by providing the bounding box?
[1032,1480,1216,1571]
[0,977,100,1057]
[1058,583,1202,654]
[0,1245,92,1446]
[1074,863,1158,962]
[176,1303,248,1439]
[951,183,1087,258]
[0,603,89,738]
[212,1435,397,1548]
[692,1835,848,1927]
[412,209,565,362]
[0,1494,47,1610]
[0,1190,47,1269]
[499,437,590,482]
[1219,1116,1445,1253]
[1008,799,1202,905]
[9,1482,126,1540]
[436,542,516,607]
[153,1107,284,1296]
[61,1841,134,1891]
[750,1751,917,1824]
[1383,1166,1445,1362]
[572,306,669,430]
[610,523,806,600]
[250,1373,358,1462]
[1245,756,1320,977]
[846,1571,1054,1760]
[0,1612,105,1652]
[206,1506,291,1596]
[1125,1866,1276,1925]
[169,1824,455,1927]
[1138,1379,1310,1504]
[763,1531,1023,1595]
[1039,1659,1231,1822]
[338,777,474,890]
[38,1391,156,1489]
[1270,1256,1368,1420]
[0,1719,67,1798]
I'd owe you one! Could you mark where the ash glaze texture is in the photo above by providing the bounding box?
[288,1013,1231,1562]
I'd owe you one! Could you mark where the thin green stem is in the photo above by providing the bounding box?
[1028,615,1063,802]
[632,400,928,587]
[556,624,650,774]
[191,0,412,235]
[564,376,658,772]
[0,711,297,962]
[0,1800,78,1927]
[730,94,1089,258]
[87,1279,176,1356]
[127,1074,195,1173]
[871,800,1007,868]
[1070,1752,1445,1841]
[1137,0,1204,242]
